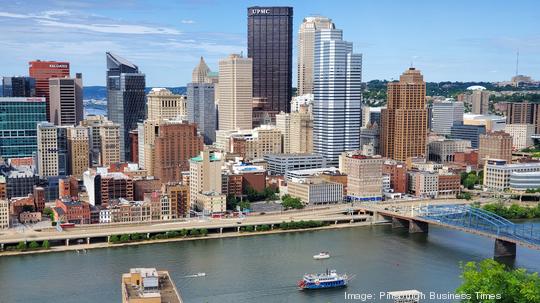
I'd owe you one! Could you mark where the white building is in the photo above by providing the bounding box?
[484,159,540,191]
[504,123,534,150]
[431,99,464,135]
[313,27,362,166]
[291,94,313,113]
[37,122,59,177]
[287,178,343,204]
[99,208,111,223]
[0,200,9,229]
[264,153,327,176]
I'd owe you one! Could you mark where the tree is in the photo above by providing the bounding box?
[238,200,251,211]
[29,241,39,250]
[42,207,53,217]
[200,228,208,236]
[109,235,119,243]
[42,240,50,249]
[119,234,130,242]
[456,259,540,302]
[281,195,304,209]
[226,194,240,210]
[189,229,200,237]
[16,241,26,250]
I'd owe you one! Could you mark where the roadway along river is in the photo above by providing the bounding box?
[1,223,539,303]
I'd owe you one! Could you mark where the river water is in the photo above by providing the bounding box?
[1,224,539,303]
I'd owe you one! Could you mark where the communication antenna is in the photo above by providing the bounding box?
[515,49,520,76]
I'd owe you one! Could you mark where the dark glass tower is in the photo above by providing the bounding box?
[248,6,293,126]
[2,76,35,97]
[106,52,146,162]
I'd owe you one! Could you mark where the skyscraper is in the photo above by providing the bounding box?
[67,126,90,178]
[431,100,464,135]
[37,122,59,177]
[313,28,362,166]
[0,97,46,159]
[297,16,335,96]
[380,68,428,162]
[192,56,211,83]
[106,52,146,162]
[146,88,187,121]
[29,60,70,122]
[49,73,83,126]
[471,89,490,114]
[218,54,252,131]
[248,6,293,126]
[187,83,216,144]
[2,77,35,97]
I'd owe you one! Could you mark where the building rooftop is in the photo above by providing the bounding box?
[122,268,182,303]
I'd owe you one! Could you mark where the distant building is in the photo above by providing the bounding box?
[225,126,282,161]
[463,113,506,132]
[162,182,190,218]
[478,131,513,166]
[383,160,408,194]
[0,97,46,159]
[29,60,70,122]
[360,122,380,155]
[408,171,438,198]
[37,122,59,177]
[504,101,540,134]
[471,89,490,114]
[218,54,252,131]
[0,163,41,199]
[291,94,313,113]
[121,268,182,303]
[48,74,83,126]
[287,178,343,204]
[264,153,327,176]
[189,151,223,213]
[275,112,291,154]
[0,200,8,229]
[53,197,91,224]
[431,100,464,135]
[67,126,90,178]
[106,52,146,162]
[339,152,383,201]
[187,82,216,144]
[504,124,534,150]
[83,169,133,206]
[2,76,35,97]
[450,122,486,148]
[147,88,187,121]
[484,160,540,191]
[428,139,471,163]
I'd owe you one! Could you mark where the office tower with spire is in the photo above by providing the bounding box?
[297,16,335,96]
[106,52,146,162]
[381,68,428,161]
[248,6,293,126]
[49,73,83,126]
[313,27,362,166]
[218,54,253,131]
[188,57,217,144]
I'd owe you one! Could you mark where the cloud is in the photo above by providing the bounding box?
[181,19,195,24]
[37,19,181,35]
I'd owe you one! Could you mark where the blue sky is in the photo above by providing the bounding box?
[0,0,539,86]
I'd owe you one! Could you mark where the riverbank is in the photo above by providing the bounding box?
[0,221,385,257]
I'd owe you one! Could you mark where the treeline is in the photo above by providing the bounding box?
[482,203,540,219]
[6,240,50,252]
[109,228,208,244]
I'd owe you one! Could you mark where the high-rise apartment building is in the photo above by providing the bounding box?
[478,131,513,166]
[248,6,293,125]
[146,88,187,121]
[297,16,335,96]
[504,124,535,150]
[0,97,46,159]
[313,27,362,166]
[80,115,121,166]
[431,100,464,135]
[218,54,252,131]
[67,126,89,178]
[381,68,427,161]
[29,60,70,122]
[37,122,59,177]
[153,121,204,183]
[187,83,216,144]
[2,76,35,97]
[505,102,540,134]
[49,73,83,126]
[471,89,490,114]
[106,52,146,162]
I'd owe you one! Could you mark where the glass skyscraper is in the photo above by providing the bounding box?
[248,6,293,126]
[187,83,216,145]
[2,76,35,97]
[313,28,363,166]
[0,97,46,159]
[106,52,146,162]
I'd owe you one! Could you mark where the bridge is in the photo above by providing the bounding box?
[358,203,540,258]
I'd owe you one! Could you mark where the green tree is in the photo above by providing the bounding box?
[28,241,39,250]
[119,234,130,242]
[42,207,53,217]
[189,229,200,237]
[16,241,27,250]
[456,259,540,302]
[179,229,188,237]
[238,200,251,211]
[281,195,304,209]
[109,235,119,243]
[463,174,478,190]
[200,228,208,236]
[226,194,240,210]
[42,240,50,249]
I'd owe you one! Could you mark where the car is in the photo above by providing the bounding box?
[236,221,242,224]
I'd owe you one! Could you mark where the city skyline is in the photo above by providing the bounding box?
[0,0,538,86]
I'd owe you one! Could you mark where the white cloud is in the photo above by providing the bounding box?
[181,19,195,24]
[37,19,181,35]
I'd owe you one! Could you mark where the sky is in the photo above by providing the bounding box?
[0,0,539,86]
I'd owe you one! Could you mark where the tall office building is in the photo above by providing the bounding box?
[218,54,253,131]
[2,76,35,97]
[313,28,362,166]
[67,126,90,178]
[80,115,121,166]
[29,60,70,122]
[431,100,464,135]
[187,83,216,144]
[275,113,291,153]
[297,16,335,96]
[147,88,187,121]
[189,150,224,212]
[478,131,513,165]
[106,52,146,162]
[0,97,46,159]
[37,122,59,177]
[248,6,293,125]
[471,89,490,114]
[290,110,313,154]
[381,68,427,162]
[192,56,211,83]
[505,102,540,133]
[49,73,83,126]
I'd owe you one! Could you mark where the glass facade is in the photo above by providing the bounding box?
[106,52,146,161]
[248,6,293,124]
[187,83,216,144]
[450,122,486,148]
[0,97,46,159]
[2,76,35,97]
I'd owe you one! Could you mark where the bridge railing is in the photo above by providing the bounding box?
[418,204,540,246]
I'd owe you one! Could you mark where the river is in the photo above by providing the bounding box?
[1,224,539,303]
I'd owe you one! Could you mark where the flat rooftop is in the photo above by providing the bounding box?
[122,269,182,303]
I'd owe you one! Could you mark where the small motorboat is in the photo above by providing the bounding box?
[195,272,206,277]
[313,252,330,260]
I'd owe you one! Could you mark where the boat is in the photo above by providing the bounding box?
[297,269,348,290]
[313,252,330,260]
[195,272,206,277]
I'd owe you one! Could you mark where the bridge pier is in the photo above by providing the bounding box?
[409,220,429,233]
[1,243,3,251]
[86,237,90,245]
[65,239,69,246]
[494,239,516,258]
[219,228,223,234]
[391,217,409,229]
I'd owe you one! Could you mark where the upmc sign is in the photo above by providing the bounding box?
[250,8,271,15]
